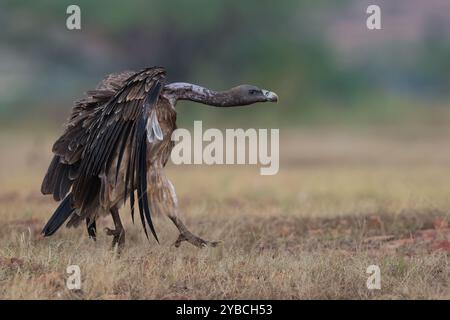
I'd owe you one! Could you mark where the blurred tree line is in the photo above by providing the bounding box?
[1,0,449,128]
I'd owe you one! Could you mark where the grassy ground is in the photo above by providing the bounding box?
[0,127,450,299]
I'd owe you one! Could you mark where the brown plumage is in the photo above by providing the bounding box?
[41,66,278,248]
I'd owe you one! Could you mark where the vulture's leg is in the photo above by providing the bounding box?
[105,207,125,248]
[150,169,219,248]
[169,215,220,248]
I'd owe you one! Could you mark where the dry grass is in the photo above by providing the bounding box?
[0,128,450,299]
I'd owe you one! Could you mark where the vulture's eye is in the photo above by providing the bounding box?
[249,89,259,95]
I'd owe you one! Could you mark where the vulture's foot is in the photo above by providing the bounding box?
[173,231,220,248]
[169,215,220,248]
[104,227,125,249]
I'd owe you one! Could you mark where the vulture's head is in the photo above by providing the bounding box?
[228,85,279,106]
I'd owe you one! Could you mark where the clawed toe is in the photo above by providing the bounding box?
[208,240,221,247]
[104,227,125,248]
[104,227,116,236]
[169,216,220,249]
[173,232,221,248]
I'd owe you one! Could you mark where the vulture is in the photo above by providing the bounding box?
[41,67,278,248]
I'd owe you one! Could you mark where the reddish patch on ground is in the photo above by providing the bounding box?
[0,257,24,269]
[430,240,450,253]
[363,218,450,254]
[366,215,384,231]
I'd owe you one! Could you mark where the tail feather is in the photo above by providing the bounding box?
[42,194,75,236]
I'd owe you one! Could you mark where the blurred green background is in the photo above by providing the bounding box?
[1,0,449,130]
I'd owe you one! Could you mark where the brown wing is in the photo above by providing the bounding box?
[41,67,166,241]
[41,70,137,199]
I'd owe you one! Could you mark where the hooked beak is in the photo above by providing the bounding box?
[262,90,279,103]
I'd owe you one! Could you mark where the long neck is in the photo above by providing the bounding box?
[162,82,239,107]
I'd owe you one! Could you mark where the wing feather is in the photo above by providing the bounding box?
[42,67,166,241]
